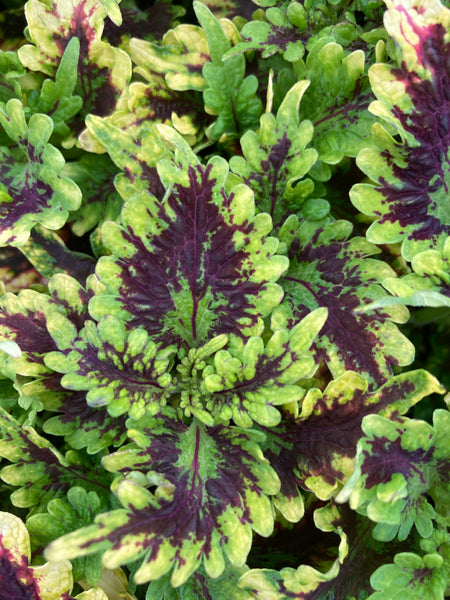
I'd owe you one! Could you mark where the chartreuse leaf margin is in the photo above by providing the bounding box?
[0,0,448,599]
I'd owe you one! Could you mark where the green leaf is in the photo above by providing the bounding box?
[0,407,111,510]
[27,486,106,585]
[25,36,83,143]
[0,99,81,246]
[194,1,263,140]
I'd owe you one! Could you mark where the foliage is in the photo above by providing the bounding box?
[0,0,448,599]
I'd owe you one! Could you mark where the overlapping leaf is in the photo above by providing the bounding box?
[226,1,366,63]
[89,136,288,349]
[239,502,422,600]
[27,486,107,586]
[194,2,263,140]
[0,407,112,510]
[296,41,378,165]
[25,36,83,144]
[274,219,414,388]
[145,562,251,600]
[259,369,443,514]
[18,0,131,126]
[0,99,81,246]
[350,0,450,260]
[362,234,450,310]
[46,409,280,587]
[229,81,327,229]
[337,410,450,542]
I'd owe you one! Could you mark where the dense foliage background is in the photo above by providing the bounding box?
[0,0,449,599]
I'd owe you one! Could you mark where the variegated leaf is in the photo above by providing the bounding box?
[46,410,280,587]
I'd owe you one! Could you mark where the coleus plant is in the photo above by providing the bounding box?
[0,0,449,598]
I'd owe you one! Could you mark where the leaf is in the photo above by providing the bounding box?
[201,308,327,428]
[194,1,263,140]
[350,0,450,260]
[25,36,83,143]
[0,407,111,510]
[128,27,210,92]
[0,49,25,104]
[0,99,81,246]
[275,219,414,388]
[20,225,96,281]
[360,235,450,311]
[368,550,448,600]
[337,411,450,542]
[145,562,251,600]
[297,41,378,164]
[89,144,288,349]
[45,314,177,419]
[229,81,328,229]
[239,502,421,600]
[81,113,169,201]
[18,0,131,126]
[260,370,444,508]
[0,511,74,600]
[46,410,280,587]
[27,486,106,586]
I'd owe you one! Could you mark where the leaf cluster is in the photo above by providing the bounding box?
[0,0,448,599]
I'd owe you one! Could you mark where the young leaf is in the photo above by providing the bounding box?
[337,411,450,542]
[229,81,327,229]
[201,308,328,428]
[89,147,288,349]
[46,410,280,587]
[350,0,450,260]
[275,219,414,388]
[194,1,263,140]
[0,99,81,246]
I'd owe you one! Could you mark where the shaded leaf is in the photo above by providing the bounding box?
[0,99,81,246]
[194,1,263,140]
